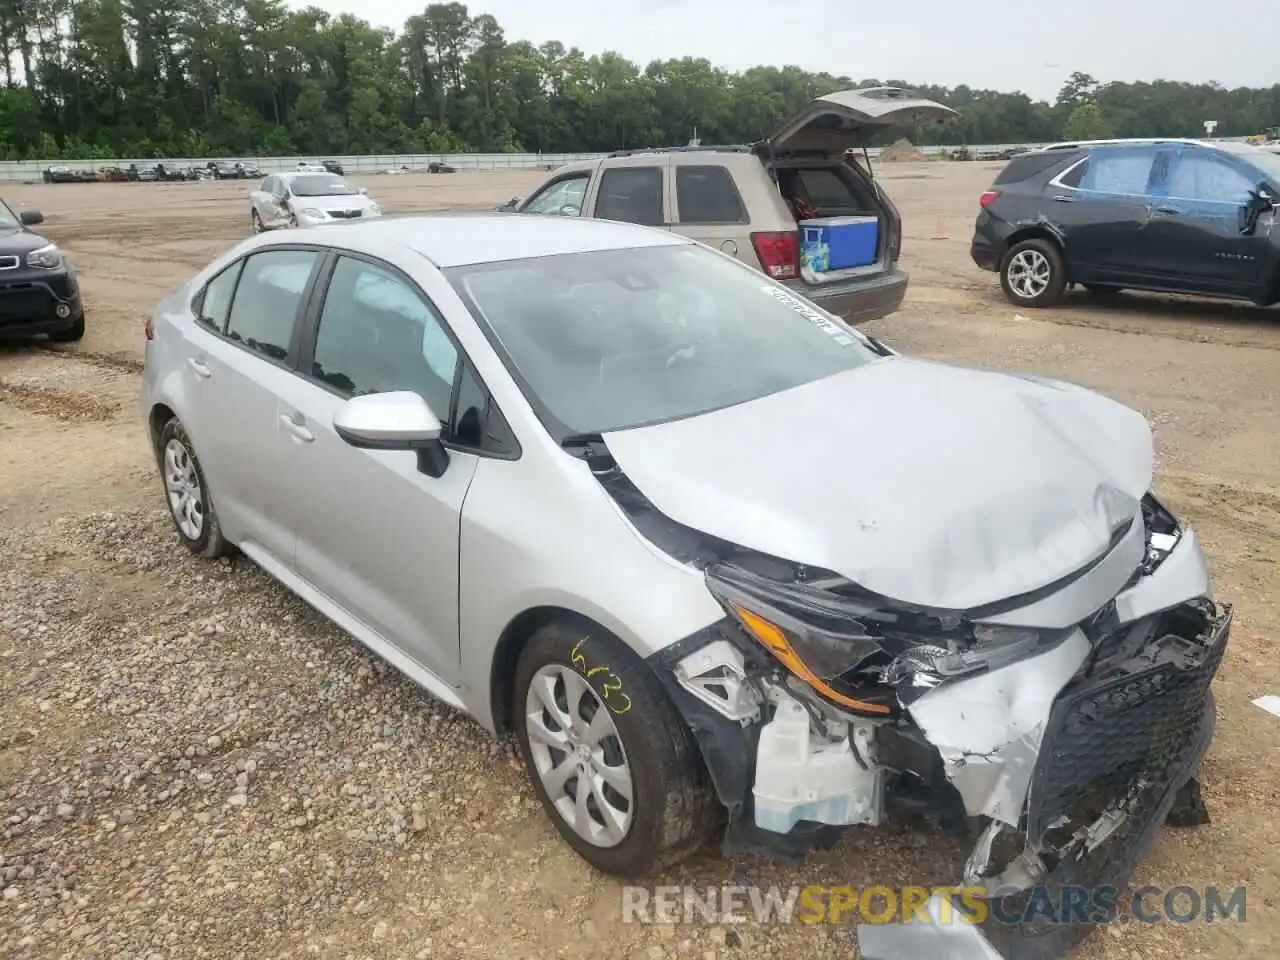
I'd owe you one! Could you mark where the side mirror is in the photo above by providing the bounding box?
[358,186,368,195]
[18,210,44,226]
[333,391,449,477]
[498,197,520,212]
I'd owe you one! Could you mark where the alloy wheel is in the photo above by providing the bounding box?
[1006,248,1052,300]
[163,438,204,540]
[524,664,634,847]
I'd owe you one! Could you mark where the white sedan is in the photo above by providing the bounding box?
[249,172,382,232]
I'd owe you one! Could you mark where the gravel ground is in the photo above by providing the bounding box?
[1,166,1278,959]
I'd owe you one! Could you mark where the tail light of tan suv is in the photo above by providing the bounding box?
[750,231,799,280]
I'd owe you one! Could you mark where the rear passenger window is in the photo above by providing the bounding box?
[196,262,242,332]
[1079,150,1157,196]
[676,166,746,223]
[595,167,664,226]
[1058,158,1090,188]
[224,249,318,362]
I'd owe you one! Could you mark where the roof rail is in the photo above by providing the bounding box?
[605,144,754,158]
[1039,137,1209,152]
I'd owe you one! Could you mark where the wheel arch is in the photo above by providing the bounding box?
[148,402,178,456]
[1001,224,1067,266]
[489,605,642,735]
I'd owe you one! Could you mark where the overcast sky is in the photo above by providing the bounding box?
[293,0,1280,102]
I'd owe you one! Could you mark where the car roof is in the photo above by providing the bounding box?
[256,214,689,268]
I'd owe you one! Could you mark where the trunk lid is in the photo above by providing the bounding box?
[760,86,957,155]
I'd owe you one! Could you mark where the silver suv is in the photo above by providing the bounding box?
[501,87,954,323]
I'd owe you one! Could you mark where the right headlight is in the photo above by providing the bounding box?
[705,561,1067,711]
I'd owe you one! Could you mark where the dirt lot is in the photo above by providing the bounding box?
[1,165,1277,960]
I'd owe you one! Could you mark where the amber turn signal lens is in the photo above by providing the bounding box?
[731,603,890,716]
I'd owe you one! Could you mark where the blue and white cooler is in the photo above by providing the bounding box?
[799,216,879,281]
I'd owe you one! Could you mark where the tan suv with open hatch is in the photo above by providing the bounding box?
[500,87,955,324]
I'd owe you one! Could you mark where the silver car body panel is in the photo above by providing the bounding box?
[602,356,1153,611]
[140,220,725,731]
[907,630,1092,824]
[857,891,1004,960]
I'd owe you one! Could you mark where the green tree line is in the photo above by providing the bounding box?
[1,0,1278,160]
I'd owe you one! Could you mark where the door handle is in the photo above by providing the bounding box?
[1154,204,1183,215]
[187,357,212,378]
[1050,194,1076,202]
[280,413,314,443]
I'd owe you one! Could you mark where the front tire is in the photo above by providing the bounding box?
[155,418,231,559]
[513,621,721,877]
[999,238,1067,308]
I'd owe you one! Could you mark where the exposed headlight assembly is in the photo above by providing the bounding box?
[26,244,62,269]
[705,561,1068,712]
[1140,492,1181,575]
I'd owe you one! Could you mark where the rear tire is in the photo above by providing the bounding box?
[999,238,1067,308]
[513,620,721,878]
[155,418,232,559]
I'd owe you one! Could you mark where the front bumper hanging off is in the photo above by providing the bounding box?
[649,522,1229,960]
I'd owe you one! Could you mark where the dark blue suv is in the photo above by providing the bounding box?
[971,139,1280,308]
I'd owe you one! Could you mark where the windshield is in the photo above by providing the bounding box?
[1246,148,1280,185]
[448,243,881,438]
[0,198,17,229]
[290,175,356,197]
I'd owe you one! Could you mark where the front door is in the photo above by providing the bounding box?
[273,253,477,682]
[1143,145,1264,294]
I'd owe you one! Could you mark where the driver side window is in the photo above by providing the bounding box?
[522,175,589,216]
[310,256,459,419]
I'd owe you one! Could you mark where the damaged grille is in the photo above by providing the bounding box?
[1026,602,1229,848]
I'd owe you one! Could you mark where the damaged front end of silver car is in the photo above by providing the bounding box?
[644,491,1229,960]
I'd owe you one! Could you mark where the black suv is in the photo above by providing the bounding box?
[0,200,84,342]
[971,139,1280,308]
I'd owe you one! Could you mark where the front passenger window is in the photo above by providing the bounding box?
[1165,153,1255,204]
[311,256,459,418]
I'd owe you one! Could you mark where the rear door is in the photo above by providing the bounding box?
[180,246,324,565]
[1143,145,1264,293]
[1044,145,1162,283]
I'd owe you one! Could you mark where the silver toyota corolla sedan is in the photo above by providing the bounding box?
[141,214,1227,958]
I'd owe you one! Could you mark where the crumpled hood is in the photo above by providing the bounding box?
[601,357,1153,610]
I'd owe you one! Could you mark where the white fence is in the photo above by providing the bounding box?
[0,138,1260,181]
[0,145,1038,182]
